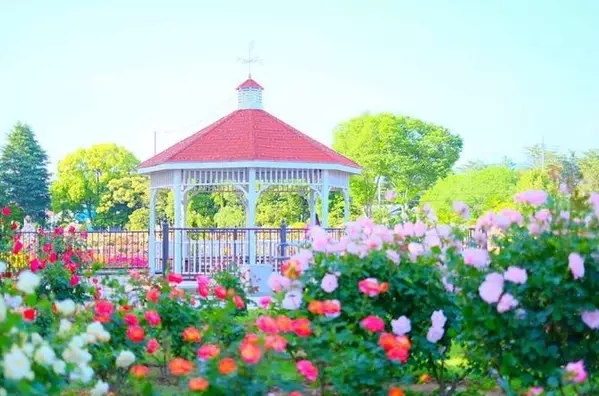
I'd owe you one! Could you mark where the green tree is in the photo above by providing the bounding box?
[50,144,139,226]
[332,113,463,216]
[421,165,519,224]
[97,175,148,228]
[579,150,599,193]
[187,193,219,227]
[256,191,309,227]
[0,122,50,221]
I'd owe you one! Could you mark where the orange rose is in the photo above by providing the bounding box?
[292,318,312,337]
[188,377,209,391]
[379,282,389,293]
[378,332,398,352]
[169,357,194,376]
[419,374,431,384]
[389,387,405,396]
[130,365,149,378]
[240,341,262,364]
[396,335,411,351]
[276,316,293,333]
[182,327,202,343]
[218,357,237,375]
[308,301,324,315]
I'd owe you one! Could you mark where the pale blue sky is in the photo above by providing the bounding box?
[1,0,597,173]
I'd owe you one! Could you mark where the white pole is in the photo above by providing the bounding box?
[148,189,157,274]
[321,170,330,228]
[247,168,257,266]
[173,171,183,274]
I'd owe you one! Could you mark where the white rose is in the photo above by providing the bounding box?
[90,380,109,396]
[115,350,135,368]
[3,347,34,380]
[58,319,72,337]
[52,359,66,375]
[30,333,43,346]
[82,333,96,345]
[4,294,22,309]
[69,365,94,384]
[62,345,92,365]
[0,387,6,396]
[0,296,6,323]
[16,271,41,294]
[86,322,110,343]
[55,299,76,316]
[34,344,56,366]
[22,342,34,357]
[0,260,6,273]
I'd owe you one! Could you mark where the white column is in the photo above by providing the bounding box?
[321,170,330,228]
[309,190,316,226]
[343,188,350,224]
[148,189,157,275]
[173,170,183,274]
[247,168,257,265]
[181,191,189,265]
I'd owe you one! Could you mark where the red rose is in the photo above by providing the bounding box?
[1,206,11,217]
[127,326,145,342]
[123,313,139,326]
[12,240,23,255]
[69,275,80,286]
[146,288,160,303]
[95,300,114,319]
[23,308,36,322]
[30,258,43,273]
[146,338,159,354]
[213,285,227,300]
[233,295,245,309]
[167,273,183,284]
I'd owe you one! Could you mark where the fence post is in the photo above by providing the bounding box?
[161,219,169,275]
[279,220,287,260]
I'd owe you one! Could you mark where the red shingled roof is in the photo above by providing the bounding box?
[236,78,263,90]
[139,109,360,169]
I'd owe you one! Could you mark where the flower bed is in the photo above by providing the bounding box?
[0,190,598,395]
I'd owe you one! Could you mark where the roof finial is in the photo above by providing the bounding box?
[237,40,261,78]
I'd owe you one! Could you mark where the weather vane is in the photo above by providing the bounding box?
[237,41,262,78]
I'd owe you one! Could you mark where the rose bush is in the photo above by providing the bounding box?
[449,190,599,394]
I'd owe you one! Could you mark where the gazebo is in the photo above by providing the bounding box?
[138,77,361,276]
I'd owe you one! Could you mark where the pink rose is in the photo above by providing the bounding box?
[320,274,338,293]
[408,242,424,260]
[360,315,385,333]
[581,310,599,329]
[478,273,504,304]
[497,293,519,313]
[391,316,411,336]
[426,326,444,343]
[565,360,588,383]
[431,310,447,329]
[386,250,401,265]
[503,266,527,284]
[358,278,381,297]
[452,201,470,219]
[526,387,544,396]
[296,360,318,382]
[462,248,489,269]
[268,273,291,292]
[568,253,585,280]
[258,296,272,309]
[515,190,548,207]
[144,310,161,326]
[413,221,427,237]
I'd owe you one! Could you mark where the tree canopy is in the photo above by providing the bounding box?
[421,165,519,224]
[0,122,51,221]
[332,113,463,216]
[50,144,139,227]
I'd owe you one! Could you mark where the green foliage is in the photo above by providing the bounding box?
[256,192,309,226]
[97,175,149,228]
[50,144,139,227]
[0,122,51,222]
[579,150,599,193]
[421,166,519,224]
[332,113,463,216]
